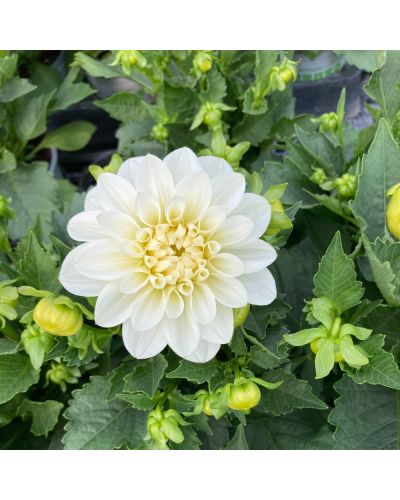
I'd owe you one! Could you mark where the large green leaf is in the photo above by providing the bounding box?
[260,370,327,415]
[166,359,219,384]
[63,376,147,450]
[0,77,36,103]
[0,354,39,404]
[329,375,400,449]
[351,119,400,240]
[18,232,61,293]
[314,232,363,313]
[343,335,400,390]
[341,50,386,72]
[123,354,167,397]
[95,92,148,124]
[36,121,96,152]
[14,91,55,142]
[364,51,400,123]
[18,400,63,437]
[0,164,59,240]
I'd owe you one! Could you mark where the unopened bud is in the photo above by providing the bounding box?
[33,297,83,337]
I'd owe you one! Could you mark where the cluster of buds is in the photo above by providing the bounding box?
[109,50,147,75]
[284,297,371,379]
[386,182,400,239]
[0,280,18,329]
[310,167,327,186]
[21,324,54,370]
[192,51,214,75]
[263,184,292,236]
[318,112,340,134]
[89,153,123,181]
[46,361,81,392]
[199,127,250,170]
[146,407,188,449]
[334,173,356,199]
[151,123,169,142]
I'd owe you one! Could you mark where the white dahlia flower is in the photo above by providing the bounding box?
[59,148,277,362]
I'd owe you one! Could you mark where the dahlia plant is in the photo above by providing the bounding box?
[1,50,400,450]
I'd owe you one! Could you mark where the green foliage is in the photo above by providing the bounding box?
[0,354,39,404]
[17,400,63,437]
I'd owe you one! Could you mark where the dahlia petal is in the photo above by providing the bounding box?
[130,287,166,331]
[184,339,220,363]
[59,248,105,297]
[122,319,167,359]
[120,270,149,294]
[166,289,184,319]
[67,210,103,242]
[225,239,277,273]
[212,215,254,246]
[175,172,212,222]
[238,268,277,306]
[134,192,161,226]
[118,156,144,185]
[163,147,202,183]
[95,281,136,327]
[134,154,174,208]
[84,187,101,210]
[199,205,227,232]
[190,283,216,325]
[198,156,233,177]
[200,304,234,344]
[208,252,244,277]
[97,173,137,215]
[231,193,271,238]
[74,240,136,280]
[164,309,200,358]
[211,173,245,213]
[207,275,247,308]
[96,211,138,240]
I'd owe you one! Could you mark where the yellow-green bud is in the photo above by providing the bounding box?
[320,112,339,134]
[21,324,54,370]
[233,304,250,328]
[387,183,400,239]
[33,297,83,337]
[109,50,147,75]
[0,281,18,328]
[151,123,169,141]
[310,338,344,362]
[193,51,213,74]
[334,173,356,198]
[147,408,186,447]
[203,103,222,128]
[46,361,81,392]
[89,153,123,181]
[227,381,261,411]
[310,167,327,185]
[265,199,288,236]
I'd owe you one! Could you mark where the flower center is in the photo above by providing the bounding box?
[133,221,217,293]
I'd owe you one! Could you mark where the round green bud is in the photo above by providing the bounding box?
[320,112,339,134]
[151,123,169,141]
[193,52,213,74]
[335,173,356,198]
[387,184,400,239]
[310,338,344,362]
[33,297,83,337]
[203,106,222,128]
[233,304,250,328]
[310,167,327,185]
[265,199,285,236]
[228,381,261,411]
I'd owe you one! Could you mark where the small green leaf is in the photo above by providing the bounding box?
[35,121,96,152]
[95,92,149,124]
[0,354,39,404]
[284,327,325,347]
[0,77,36,102]
[314,232,364,313]
[224,424,249,450]
[338,336,369,367]
[166,359,219,384]
[315,339,335,379]
[18,400,63,437]
[123,354,167,397]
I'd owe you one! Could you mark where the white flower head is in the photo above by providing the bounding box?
[59,148,277,363]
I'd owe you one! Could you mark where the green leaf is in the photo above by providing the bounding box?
[351,119,400,240]
[362,235,400,306]
[260,369,327,415]
[0,354,39,404]
[341,50,386,72]
[35,121,96,152]
[166,359,219,384]
[224,424,249,449]
[0,338,18,355]
[0,77,36,102]
[294,125,343,177]
[18,232,61,294]
[314,232,363,313]
[0,148,16,174]
[95,92,148,124]
[343,335,400,390]
[364,51,400,123]
[0,164,59,240]
[18,400,63,437]
[14,91,55,142]
[63,376,147,450]
[108,358,137,400]
[52,69,96,111]
[123,354,167,397]
[329,375,400,449]
[202,67,227,103]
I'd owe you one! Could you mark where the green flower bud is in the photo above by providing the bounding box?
[265,199,292,236]
[227,381,261,411]
[193,51,213,74]
[0,281,18,328]
[151,123,169,141]
[203,103,222,128]
[46,362,81,392]
[109,50,147,75]
[387,183,400,239]
[319,112,339,134]
[89,153,123,181]
[233,304,250,328]
[21,324,55,370]
[33,297,83,337]
[334,173,356,198]
[147,408,187,448]
[310,167,327,185]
